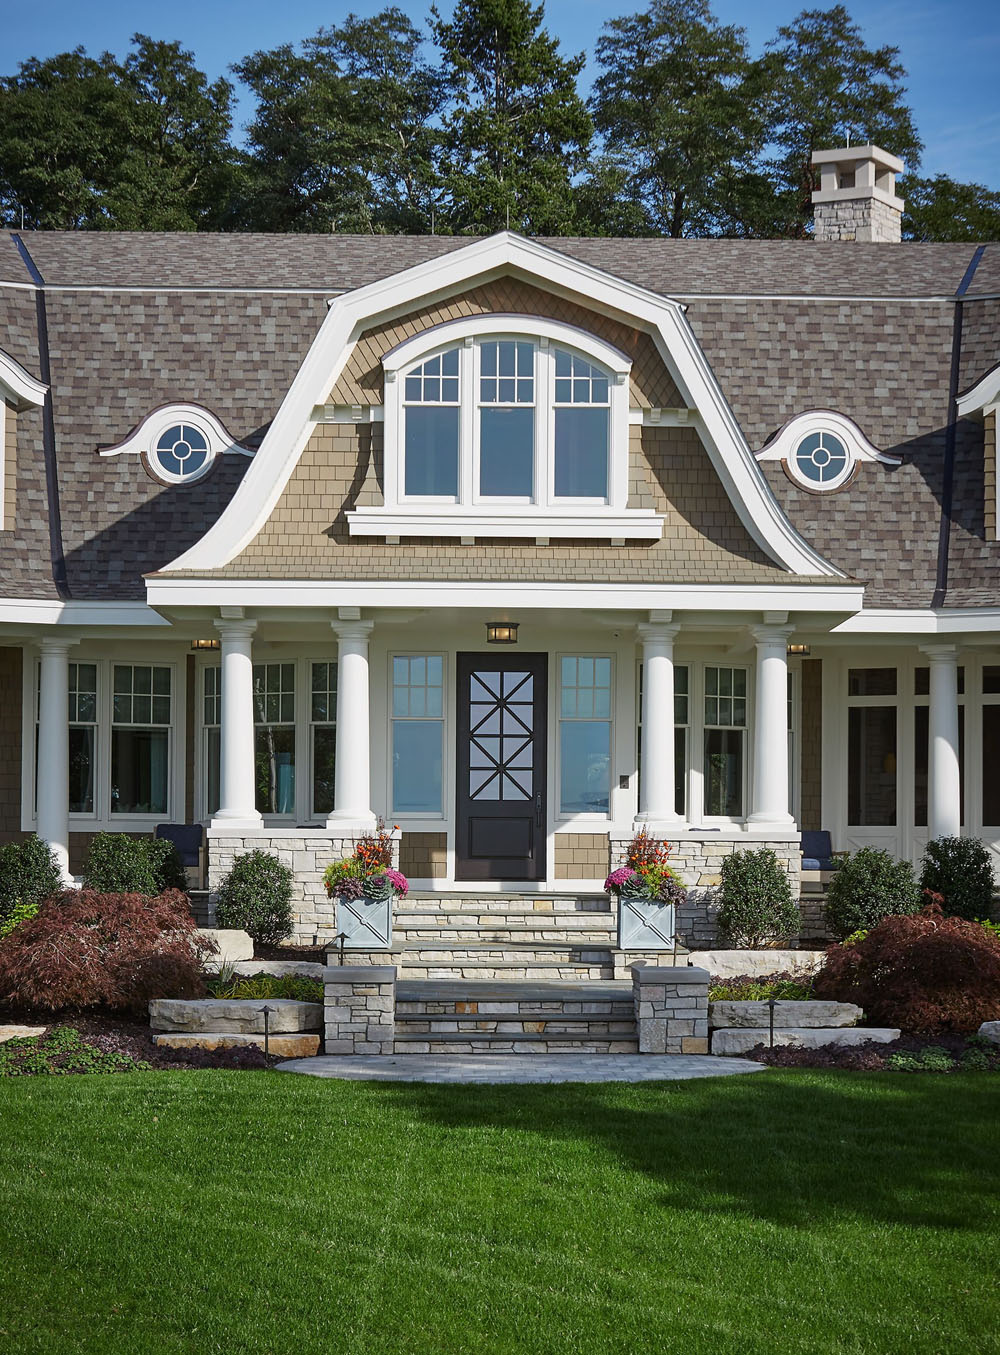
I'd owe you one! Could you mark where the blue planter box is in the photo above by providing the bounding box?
[618,896,676,951]
[336,894,393,950]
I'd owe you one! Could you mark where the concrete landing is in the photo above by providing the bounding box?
[275,1053,766,1083]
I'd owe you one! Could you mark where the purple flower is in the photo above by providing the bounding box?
[604,866,637,893]
[334,877,365,900]
[384,868,409,898]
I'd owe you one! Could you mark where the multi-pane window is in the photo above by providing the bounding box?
[204,667,221,817]
[253,663,295,815]
[68,663,97,814]
[847,668,897,826]
[403,348,460,497]
[704,666,746,818]
[111,665,171,815]
[479,340,535,498]
[311,663,338,817]
[553,350,610,499]
[392,656,444,814]
[560,657,612,815]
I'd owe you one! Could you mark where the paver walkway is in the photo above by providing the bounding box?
[276,1053,765,1083]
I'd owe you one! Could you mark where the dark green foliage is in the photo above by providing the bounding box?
[717,848,801,947]
[0,1026,151,1077]
[0,835,62,926]
[903,174,1000,242]
[919,836,995,922]
[208,971,323,1003]
[82,833,186,897]
[215,851,294,947]
[708,973,813,1002]
[825,846,921,940]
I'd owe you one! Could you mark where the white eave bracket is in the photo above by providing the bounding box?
[957,362,1000,419]
[0,348,47,411]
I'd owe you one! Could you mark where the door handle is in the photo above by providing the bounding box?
[535,791,543,826]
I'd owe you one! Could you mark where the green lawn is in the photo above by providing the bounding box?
[1,1069,998,1355]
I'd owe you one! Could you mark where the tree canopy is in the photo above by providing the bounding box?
[0,3,995,242]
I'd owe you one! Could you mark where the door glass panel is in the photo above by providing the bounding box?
[467,668,534,801]
[848,706,896,825]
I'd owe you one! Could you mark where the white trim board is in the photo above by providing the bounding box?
[0,349,46,411]
[157,231,843,581]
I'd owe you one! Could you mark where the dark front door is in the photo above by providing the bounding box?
[456,653,547,881]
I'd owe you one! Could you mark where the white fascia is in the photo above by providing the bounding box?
[0,599,171,629]
[956,362,1000,418]
[833,607,1000,636]
[0,348,47,412]
[157,231,842,579]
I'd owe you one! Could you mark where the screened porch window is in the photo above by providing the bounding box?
[847,668,897,826]
[204,666,221,817]
[703,666,746,818]
[111,664,171,815]
[253,663,295,815]
[69,663,97,814]
[311,663,337,817]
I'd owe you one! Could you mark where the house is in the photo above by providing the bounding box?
[1,145,997,948]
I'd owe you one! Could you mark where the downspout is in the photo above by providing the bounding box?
[11,234,70,599]
[932,245,987,609]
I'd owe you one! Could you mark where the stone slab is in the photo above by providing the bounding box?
[632,965,710,983]
[0,1025,46,1043]
[149,997,323,1034]
[712,1027,900,1056]
[153,1032,320,1057]
[709,1000,862,1030]
[276,1053,766,1083]
[978,1021,1000,1046]
[197,929,254,965]
[233,960,325,979]
[689,950,827,978]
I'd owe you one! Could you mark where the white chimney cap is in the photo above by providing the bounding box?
[811,144,904,174]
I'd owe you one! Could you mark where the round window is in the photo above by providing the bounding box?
[151,423,211,482]
[792,430,850,488]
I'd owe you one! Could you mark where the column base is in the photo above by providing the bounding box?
[209,811,264,832]
[745,813,797,831]
[633,813,688,833]
[325,811,378,834]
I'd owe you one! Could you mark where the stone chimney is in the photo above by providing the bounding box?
[811,144,905,242]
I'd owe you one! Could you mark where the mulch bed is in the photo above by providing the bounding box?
[745,1031,1000,1072]
[254,942,328,962]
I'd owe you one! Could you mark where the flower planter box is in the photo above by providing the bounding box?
[618,896,675,951]
[336,893,393,950]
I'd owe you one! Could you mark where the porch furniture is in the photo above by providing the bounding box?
[155,823,206,890]
[799,831,842,897]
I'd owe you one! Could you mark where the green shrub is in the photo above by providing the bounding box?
[708,974,813,1002]
[0,900,40,940]
[208,971,323,1003]
[82,832,186,896]
[716,848,801,948]
[824,846,921,940]
[0,835,62,926]
[215,851,293,947]
[920,836,996,921]
[886,1046,955,1073]
[979,919,1000,941]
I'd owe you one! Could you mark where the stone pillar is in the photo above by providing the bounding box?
[635,622,684,828]
[211,618,262,830]
[631,964,709,1054]
[922,644,961,839]
[748,625,795,829]
[324,964,396,1054]
[327,620,376,830]
[36,637,75,882]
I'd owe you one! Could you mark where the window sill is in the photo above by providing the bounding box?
[347,508,664,542]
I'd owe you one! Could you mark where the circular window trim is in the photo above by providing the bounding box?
[147,419,215,485]
[98,402,254,487]
[755,410,900,495]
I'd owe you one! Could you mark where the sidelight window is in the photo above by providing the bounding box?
[392,655,444,815]
[559,656,612,816]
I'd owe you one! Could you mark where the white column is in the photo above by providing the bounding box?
[327,620,376,830]
[211,619,262,830]
[36,637,74,882]
[748,625,795,828]
[635,622,684,828]
[923,644,961,839]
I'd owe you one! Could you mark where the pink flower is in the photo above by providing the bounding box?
[604,867,637,893]
[384,868,409,898]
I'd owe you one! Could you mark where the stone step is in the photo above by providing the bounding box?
[397,894,611,913]
[397,961,616,981]
[153,1032,321,1057]
[396,1016,637,1038]
[709,1000,862,1031]
[393,916,617,939]
[396,998,634,1018]
[391,1031,639,1054]
[711,1026,901,1056]
[149,997,323,1034]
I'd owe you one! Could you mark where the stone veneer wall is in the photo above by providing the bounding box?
[323,964,396,1054]
[208,831,401,943]
[631,964,710,1054]
[610,831,802,948]
[813,197,901,243]
[554,833,609,880]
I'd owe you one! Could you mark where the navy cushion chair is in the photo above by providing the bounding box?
[800,830,835,872]
[155,823,206,887]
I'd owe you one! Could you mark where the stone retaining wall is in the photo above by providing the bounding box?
[324,964,396,1054]
[631,964,710,1054]
[611,832,802,948]
[207,831,400,943]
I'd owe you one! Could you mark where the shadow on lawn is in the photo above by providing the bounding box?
[373,1073,1000,1231]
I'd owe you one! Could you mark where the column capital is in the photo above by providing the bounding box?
[36,634,78,656]
[332,619,375,643]
[918,642,960,662]
[214,617,257,642]
[636,621,681,646]
[751,624,795,647]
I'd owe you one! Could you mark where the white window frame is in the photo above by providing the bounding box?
[556,652,615,824]
[348,314,664,541]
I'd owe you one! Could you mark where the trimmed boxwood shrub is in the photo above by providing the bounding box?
[0,835,62,927]
[824,846,921,940]
[82,832,186,897]
[717,848,801,948]
[215,850,294,947]
[0,888,212,1014]
[814,901,1000,1034]
[920,835,995,921]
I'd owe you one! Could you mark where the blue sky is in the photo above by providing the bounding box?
[5,0,999,184]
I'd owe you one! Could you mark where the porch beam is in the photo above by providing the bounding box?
[921,643,962,839]
[748,625,795,829]
[36,637,76,883]
[327,620,376,830]
[211,618,263,830]
[635,621,685,829]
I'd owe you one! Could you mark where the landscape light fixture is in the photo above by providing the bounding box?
[486,622,519,645]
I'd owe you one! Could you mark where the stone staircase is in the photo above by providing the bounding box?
[393,978,638,1054]
[336,892,684,980]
